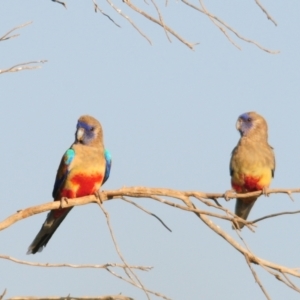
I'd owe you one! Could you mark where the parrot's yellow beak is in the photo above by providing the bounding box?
[76,128,84,141]
[236,118,242,131]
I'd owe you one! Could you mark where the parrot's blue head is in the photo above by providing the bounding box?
[236,111,268,138]
[75,115,103,145]
[236,112,254,136]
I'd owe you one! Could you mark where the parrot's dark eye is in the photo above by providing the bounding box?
[247,118,252,122]
[90,127,94,132]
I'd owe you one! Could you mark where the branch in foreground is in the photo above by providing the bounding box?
[9,296,133,300]
[2,186,300,299]
[98,201,152,300]
[0,253,151,271]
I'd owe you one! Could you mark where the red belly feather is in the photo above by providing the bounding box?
[70,173,103,197]
[232,175,263,193]
[53,173,103,218]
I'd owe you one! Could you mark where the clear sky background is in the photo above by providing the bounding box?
[1,0,300,299]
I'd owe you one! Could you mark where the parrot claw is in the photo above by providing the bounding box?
[224,189,235,201]
[262,187,269,197]
[60,197,69,208]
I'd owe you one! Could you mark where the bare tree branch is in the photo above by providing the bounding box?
[0,253,151,271]
[0,289,6,300]
[124,0,197,50]
[93,0,121,27]
[254,0,277,26]
[120,197,172,232]
[0,22,32,42]
[245,254,271,300]
[1,22,47,74]
[97,200,152,300]
[252,210,300,224]
[51,0,67,9]
[182,0,279,54]
[9,296,133,300]
[0,60,48,75]
[105,0,152,45]
[2,186,300,298]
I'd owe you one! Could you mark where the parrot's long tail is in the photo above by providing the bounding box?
[233,197,257,229]
[27,207,72,254]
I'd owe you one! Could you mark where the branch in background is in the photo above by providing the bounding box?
[182,0,279,54]
[0,60,48,75]
[97,0,277,51]
[105,0,152,45]
[49,0,278,51]
[124,0,197,50]
[1,23,47,74]
[0,289,6,300]
[0,22,32,42]
[254,0,277,26]
[51,0,67,9]
[92,0,121,27]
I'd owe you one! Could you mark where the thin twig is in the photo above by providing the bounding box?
[252,210,300,224]
[120,196,172,232]
[245,254,271,300]
[124,0,197,49]
[0,253,151,270]
[0,60,47,75]
[105,0,152,45]
[254,0,277,26]
[51,0,67,9]
[9,296,133,300]
[0,289,6,300]
[182,0,279,54]
[0,22,32,42]
[92,0,121,27]
[98,201,151,300]
[106,268,171,300]
[150,0,171,42]
[199,0,241,50]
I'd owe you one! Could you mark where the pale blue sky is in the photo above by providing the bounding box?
[1,0,300,299]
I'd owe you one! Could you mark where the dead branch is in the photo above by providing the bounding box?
[104,0,152,45]
[252,210,300,224]
[0,289,6,300]
[93,0,121,27]
[124,0,197,50]
[245,254,271,300]
[2,186,300,298]
[97,201,151,300]
[0,22,32,42]
[0,60,48,75]
[120,197,172,232]
[51,0,67,9]
[1,22,47,74]
[0,253,151,271]
[254,0,277,26]
[9,296,133,300]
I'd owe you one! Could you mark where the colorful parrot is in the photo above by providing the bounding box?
[230,112,275,229]
[27,115,112,254]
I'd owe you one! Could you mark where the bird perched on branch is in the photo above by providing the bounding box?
[230,112,275,229]
[27,115,112,254]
